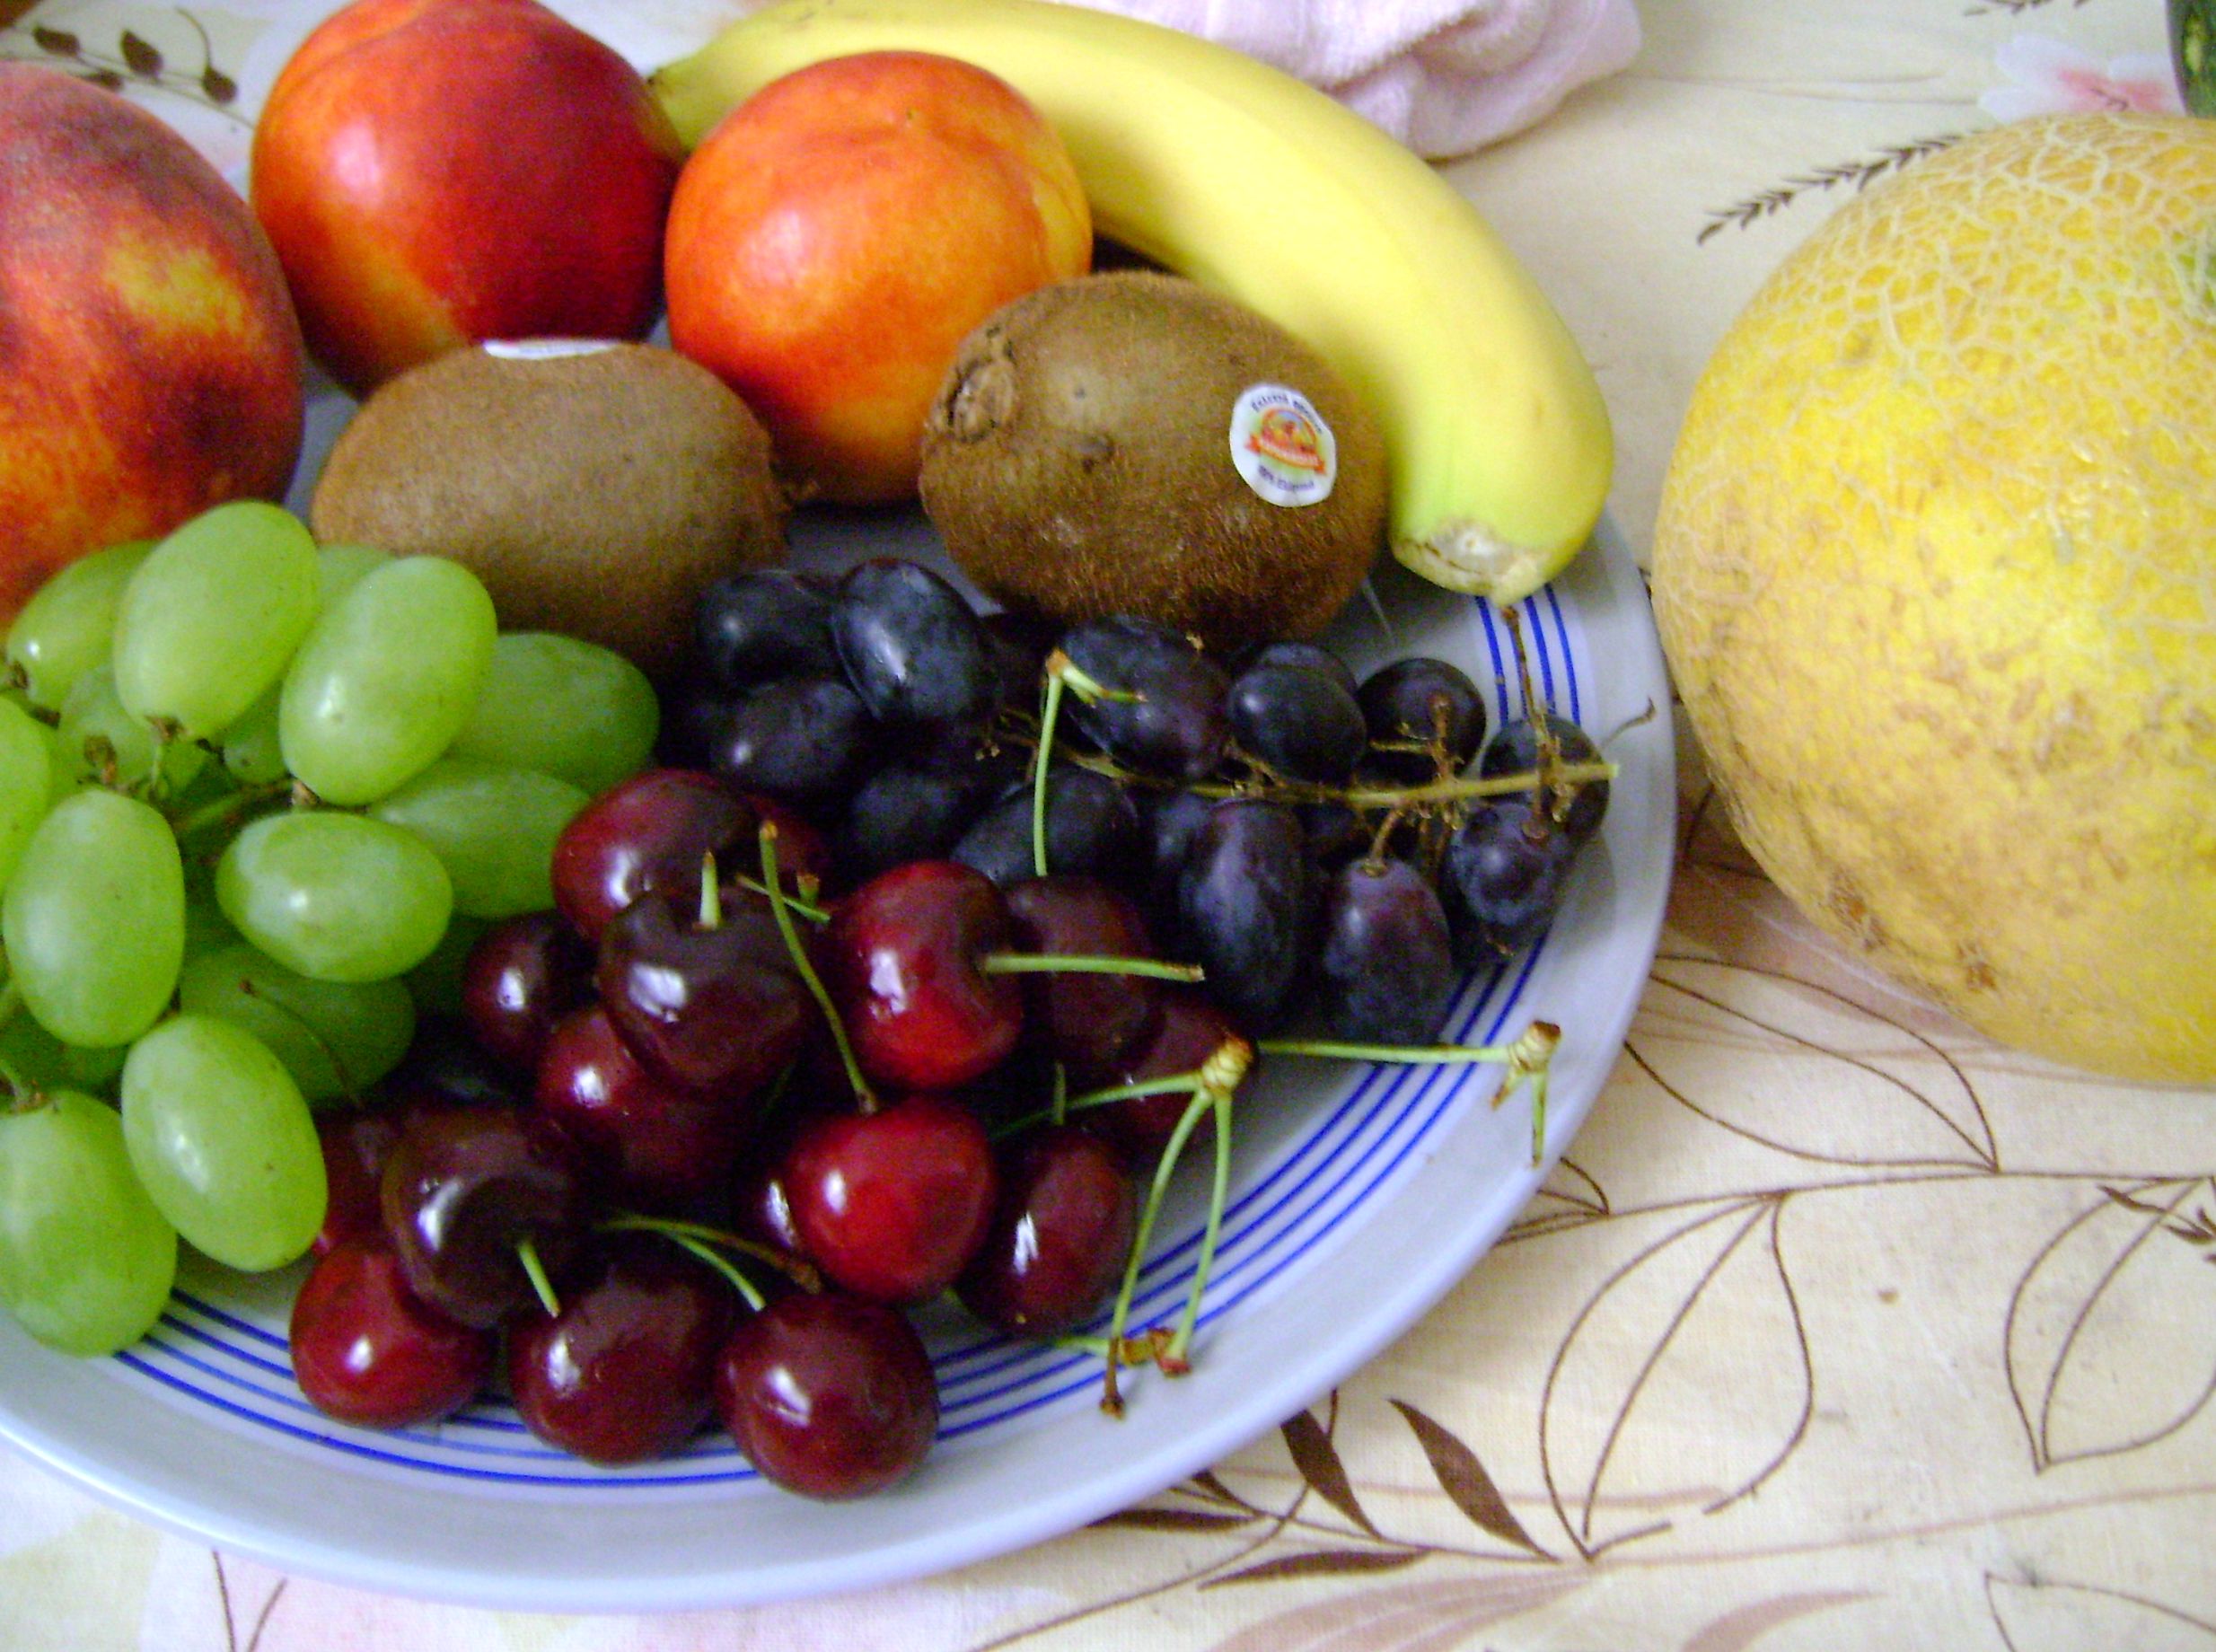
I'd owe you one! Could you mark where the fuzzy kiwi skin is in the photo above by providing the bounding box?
[310,342,787,683]
[918,272,1387,651]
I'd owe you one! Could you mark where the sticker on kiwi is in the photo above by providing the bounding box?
[1229,383,1338,507]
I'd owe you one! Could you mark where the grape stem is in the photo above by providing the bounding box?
[758,820,877,1114]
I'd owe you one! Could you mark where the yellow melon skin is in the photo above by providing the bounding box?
[1652,112,2216,1084]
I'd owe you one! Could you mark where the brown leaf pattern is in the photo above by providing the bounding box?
[1388,1401,1549,1556]
[2005,1179,2216,1471]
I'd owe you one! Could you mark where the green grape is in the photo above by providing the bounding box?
[0,1089,178,1358]
[180,871,241,962]
[111,502,321,741]
[448,631,660,795]
[406,910,487,1020]
[120,1015,326,1273]
[3,540,154,712]
[178,942,416,1106]
[215,809,453,982]
[0,694,51,892]
[56,664,207,795]
[218,683,286,785]
[0,1018,122,1099]
[370,756,587,919]
[4,789,184,1047]
[314,541,391,607]
[280,557,497,805]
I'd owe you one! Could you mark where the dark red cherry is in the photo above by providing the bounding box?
[1002,875,1165,1081]
[822,860,1022,1093]
[461,912,594,1073]
[289,1236,495,1428]
[1086,987,1246,1165]
[549,769,829,942]
[532,1002,756,1208]
[506,1234,738,1465]
[594,889,816,1101]
[381,1106,590,1329]
[957,1125,1138,1338]
[382,1015,525,1116]
[780,1094,998,1305]
[313,1104,403,1256]
[714,1291,939,1500]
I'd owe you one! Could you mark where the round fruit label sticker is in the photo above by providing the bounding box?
[1229,383,1338,507]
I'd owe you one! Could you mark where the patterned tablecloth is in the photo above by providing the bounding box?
[4,0,2212,1646]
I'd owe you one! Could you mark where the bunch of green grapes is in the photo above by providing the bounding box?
[0,503,661,1358]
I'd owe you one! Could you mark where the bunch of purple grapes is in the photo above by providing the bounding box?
[676,558,1611,1048]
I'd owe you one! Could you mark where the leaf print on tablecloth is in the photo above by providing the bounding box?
[1388,1401,1550,1557]
[1203,1574,1582,1652]
[1987,1574,2216,1651]
[1540,1198,1813,1559]
[1631,958,1999,1171]
[1680,1590,1871,1652]
[2004,1179,2216,1472]
[1280,1407,1382,1537]
[1508,1157,1610,1243]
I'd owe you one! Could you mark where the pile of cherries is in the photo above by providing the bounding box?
[291,558,1605,1503]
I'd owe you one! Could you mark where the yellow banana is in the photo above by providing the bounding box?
[650,0,1613,605]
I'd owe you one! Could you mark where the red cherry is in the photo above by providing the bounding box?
[461,911,594,1072]
[1002,874,1165,1081]
[381,1106,591,1329]
[957,1125,1137,1338]
[313,1104,402,1256]
[533,1002,757,1208]
[290,1236,495,1428]
[550,769,828,942]
[506,1234,738,1465]
[822,860,1022,1092]
[1086,987,1244,1165]
[781,1094,998,1305]
[594,888,816,1101]
[714,1291,938,1500]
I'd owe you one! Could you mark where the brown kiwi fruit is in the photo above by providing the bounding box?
[310,341,786,681]
[918,271,1386,648]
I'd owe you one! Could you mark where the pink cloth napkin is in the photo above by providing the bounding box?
[1058,0,1642,156]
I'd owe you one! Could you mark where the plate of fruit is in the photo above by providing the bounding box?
[0,0,1673,1612]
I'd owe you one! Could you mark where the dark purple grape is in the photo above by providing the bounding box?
[1439,795,1579,965]
[952,767,1143,890]
[1139,786,1214,924]
[1174,800,1315,1034]
[1313,858,1455,1044]
[981,609,1055,714]
[1297,800,1372,867]
[1233,639,1357,699]
[833,733,1018,882]
[832,559,996,725]
[702,676,875,802]
[1060,617,1229,781]
[1357,657,1487,783]
[1481,716,1610,844]
[694,569,840,692]
[1227,662,1367,784]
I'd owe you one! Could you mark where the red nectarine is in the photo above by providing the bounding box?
[664,50,1092,505]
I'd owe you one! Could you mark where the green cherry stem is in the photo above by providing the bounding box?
[699,852,723,929]
[1260,1019,1562,1167]
[598,1211,821,1295]
[516,1235,561,1319]
[1099,1078,1209,1418]
[1032,651,1145,879]
[977,953,1203,983]
[668,1233,768,1312]
[758,819,878,1114]
[1165,1083,1236,1373]
[989,1070,1213,1143]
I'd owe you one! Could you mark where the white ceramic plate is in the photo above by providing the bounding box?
[0,427,1673,1605]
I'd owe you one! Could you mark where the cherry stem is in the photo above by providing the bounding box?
[990,1069,1209,1142]
[1031,661,1067,881]
[1050,1061,1068,1128]
[757,820,877,1114]
[1260,1019,1560,1168]
[516,1235,561,1319]
[1097,1035,1252,1415]
[1165,1084,1236,1371]
[699,852,724,929]
[596,1212,822,1295]
[664,1232,768,1313]
[729,874,829,924]
[976,953,1203,983]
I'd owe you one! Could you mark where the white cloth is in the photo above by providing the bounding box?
[1057,0,1642,156]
